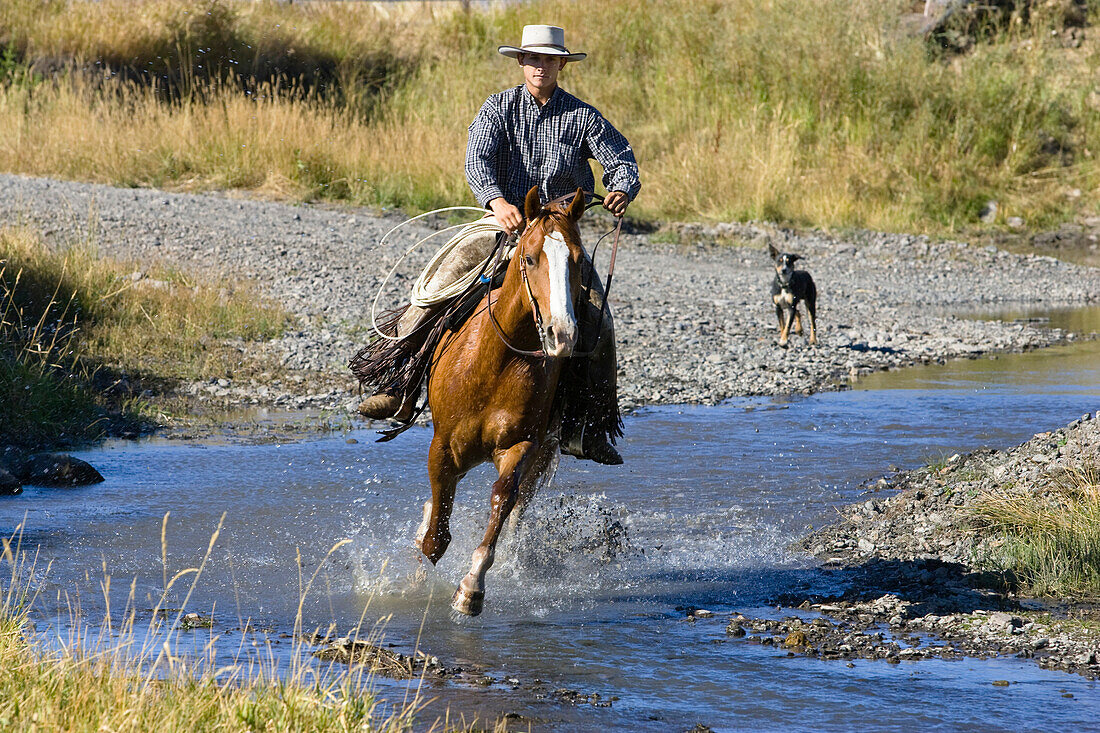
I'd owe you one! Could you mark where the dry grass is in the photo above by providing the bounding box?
[974,464,1100,596]
[0,225,291,446]
[0,522,460,732]
[0,0,1097,231]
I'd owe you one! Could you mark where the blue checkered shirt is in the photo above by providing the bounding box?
[465,85,641,209]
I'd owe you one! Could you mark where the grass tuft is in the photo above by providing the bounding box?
[974,463,1100,596]
[0,523,442,732]
[0,225,291,447]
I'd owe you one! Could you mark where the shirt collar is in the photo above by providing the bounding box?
[521,84,562,113]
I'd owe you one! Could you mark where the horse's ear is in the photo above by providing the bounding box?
[566,187,586,222]
[524,185,542,223]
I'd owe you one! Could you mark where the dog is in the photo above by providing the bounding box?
[768,242,817,347]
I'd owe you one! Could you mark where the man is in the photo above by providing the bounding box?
[358,24,640,465]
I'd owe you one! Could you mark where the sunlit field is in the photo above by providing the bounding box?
[0,0,1096,231]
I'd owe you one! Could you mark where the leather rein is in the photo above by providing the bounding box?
[484,192,623,359]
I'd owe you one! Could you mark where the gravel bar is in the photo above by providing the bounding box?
[2,173,1099,412]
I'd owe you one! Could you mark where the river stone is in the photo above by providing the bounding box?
[22,454,105,487]
[726,620,747,637]
[0,445,28,477]
[0,468,22,496]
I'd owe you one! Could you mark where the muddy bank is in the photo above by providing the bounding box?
[744,410,1100,679]
[2,173,1099,418]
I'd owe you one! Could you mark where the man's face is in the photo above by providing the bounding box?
[518,52,566,93]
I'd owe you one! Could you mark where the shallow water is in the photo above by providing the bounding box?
[5,311,1100,731]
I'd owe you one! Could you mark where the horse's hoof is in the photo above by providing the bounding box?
[451,586,484,617]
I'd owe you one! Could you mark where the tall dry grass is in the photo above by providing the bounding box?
[0,521,464,732]
[0,0,1097,230]
[974,464,1100,596]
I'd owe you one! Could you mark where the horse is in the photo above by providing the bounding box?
[415,185,588,617]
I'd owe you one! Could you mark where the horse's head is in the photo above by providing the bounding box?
[516,185,586,358]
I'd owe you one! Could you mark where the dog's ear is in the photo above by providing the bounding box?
[767,243,779,259]
[524,185,543,222]
[790,254,803,263]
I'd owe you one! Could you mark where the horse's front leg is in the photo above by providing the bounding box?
[419,435,458,565]
[452,440,535,617]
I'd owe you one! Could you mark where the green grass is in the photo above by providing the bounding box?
[974,464,1100,597]
[0,225,291,448]
[0,0,1096,232]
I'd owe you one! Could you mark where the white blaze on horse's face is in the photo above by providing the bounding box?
[541,230,577,357]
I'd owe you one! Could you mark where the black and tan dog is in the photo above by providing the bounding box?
[768,242,817,347]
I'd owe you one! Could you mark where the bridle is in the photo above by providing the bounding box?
[484,212,560,358]
[484,192,623,359]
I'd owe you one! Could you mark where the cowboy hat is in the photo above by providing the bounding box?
[498,25,586,62]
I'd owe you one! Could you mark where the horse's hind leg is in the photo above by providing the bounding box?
[452,441,535,617]
[507,438,556,535]
[419,435,458,565]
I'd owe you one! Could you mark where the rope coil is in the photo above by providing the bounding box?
[409,218,514,307]
[370,207,510,342]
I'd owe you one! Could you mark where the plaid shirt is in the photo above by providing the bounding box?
[465,85,641,209]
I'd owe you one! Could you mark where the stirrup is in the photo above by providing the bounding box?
[560,428,622,466]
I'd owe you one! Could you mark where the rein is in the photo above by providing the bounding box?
[485,227,548,358]
[484,192,624,360]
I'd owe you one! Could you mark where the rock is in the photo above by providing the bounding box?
[0,468,22,496]
[726,621,746,637]
[0,445,28,477]
[784,629,810,648]
[1007,216,1024,230]
[991,680,1010,687]
[979,201,998,224]
[21,454,105,487]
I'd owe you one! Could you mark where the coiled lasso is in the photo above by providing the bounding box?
[370,208,513,342]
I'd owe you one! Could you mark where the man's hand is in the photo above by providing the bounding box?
[489,197,524,235]
[603,190,629,218]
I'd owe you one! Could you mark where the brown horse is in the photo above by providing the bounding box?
[415,185,588,616]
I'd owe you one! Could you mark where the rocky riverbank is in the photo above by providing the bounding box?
[713,410,1100,680]
[2,173,1099,419]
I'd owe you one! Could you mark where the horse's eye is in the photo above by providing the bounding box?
[524,255,536,267]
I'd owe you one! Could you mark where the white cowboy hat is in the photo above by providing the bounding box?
[498,25,586,62]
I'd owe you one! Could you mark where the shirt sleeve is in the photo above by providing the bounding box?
[586,111,641,202]
[465,99,507,208]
